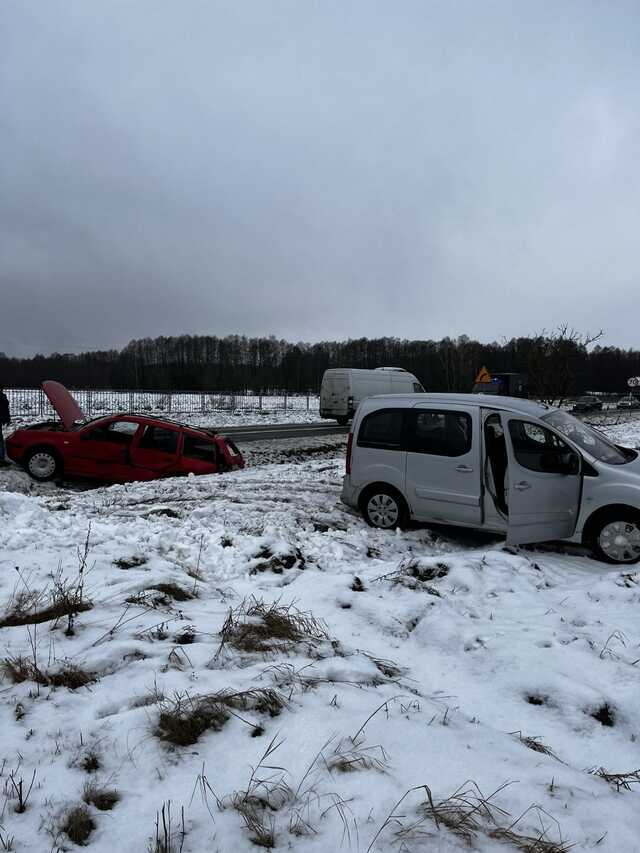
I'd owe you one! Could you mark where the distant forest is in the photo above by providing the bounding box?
[1,333,639,396]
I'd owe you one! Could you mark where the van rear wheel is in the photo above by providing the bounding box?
[336,416,349,426]
[361,487,408,530]
[590,510,640,564]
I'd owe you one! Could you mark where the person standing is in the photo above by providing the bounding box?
[0,386,10,466]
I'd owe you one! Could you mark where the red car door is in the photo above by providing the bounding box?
[129,424,181,478]
[176,431,221,475]
[69,419,140,481]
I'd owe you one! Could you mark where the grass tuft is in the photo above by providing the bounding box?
[127,583,194,608]
[327,738,388,774]
[83,781,119,810]
[214,597,328,660]
[2,656,94,690]
[80,749,102,774]
[61,805,95,846]
[156,688,286,746]
[590,703,616,727]
[589,766,640,792]
[113,555,147,570]
[374,558,450,590]
[0,588,92,628]
[511,731,561,761]
[369,781,573,853]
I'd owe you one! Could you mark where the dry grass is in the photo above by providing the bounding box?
[156,688,286,746]
[83,781,119,810]
[61,805,95,846]
[113,555,147,569]
[1,534,92,635]
[79,749,101,774]
[589,766,640,792]
[0,587,92,628]
[369,781,572,853]
[374,558,450,590]
[590,703,616,727]
[214,597,328,661]
[2,656,94,690]
[127,583,194,608]
[250,546,305,575]
[327,738,388,774]
[149,801,185,853]
[511,731,562,761]
[227,736,293,849]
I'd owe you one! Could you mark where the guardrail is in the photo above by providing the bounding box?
[5,388,320,419]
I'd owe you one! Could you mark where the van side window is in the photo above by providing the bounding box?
[408,410,472,457]
[357,410,404,449]
[413,382,425,393]
[508,421,571,472]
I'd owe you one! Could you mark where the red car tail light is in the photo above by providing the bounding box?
[346,432,353,474]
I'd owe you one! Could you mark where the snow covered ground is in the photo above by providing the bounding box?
[0,420,639,851]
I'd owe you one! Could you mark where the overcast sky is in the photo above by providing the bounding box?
[2,1,639,356]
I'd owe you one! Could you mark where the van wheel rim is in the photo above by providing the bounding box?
[28,453,56,479]
[598,521,640,563]
[367,494,399,528]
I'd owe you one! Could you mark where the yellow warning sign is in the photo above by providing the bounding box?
[474,367,493,384]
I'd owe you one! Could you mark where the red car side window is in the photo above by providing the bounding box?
[139,426,179,454]
[85,422,138,445]
[183,435,217,462]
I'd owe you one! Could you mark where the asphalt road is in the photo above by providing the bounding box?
[219,421,350,442]
[216,409,640,443]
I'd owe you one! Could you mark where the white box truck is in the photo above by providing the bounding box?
[320,367,424,424]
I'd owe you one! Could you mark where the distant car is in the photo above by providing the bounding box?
[572,395,603,413]
[6,381,244,483]
[617,396,640,411]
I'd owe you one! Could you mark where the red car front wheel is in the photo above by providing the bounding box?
[25,448,62,482]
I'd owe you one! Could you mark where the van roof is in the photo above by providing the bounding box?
[360,392,553,417]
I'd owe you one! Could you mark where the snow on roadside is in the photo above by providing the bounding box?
[0,425,638,850]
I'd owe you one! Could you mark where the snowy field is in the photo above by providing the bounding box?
[0,420,639,851]
[5,406,324,437]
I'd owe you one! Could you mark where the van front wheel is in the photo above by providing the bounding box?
[336,416,349,426]
[361,487,408,530]
[590,510,640,564]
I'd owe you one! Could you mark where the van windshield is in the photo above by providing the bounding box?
[542,411,635,465]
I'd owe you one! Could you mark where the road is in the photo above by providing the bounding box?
[219,421,350,442]
[216,409,640,443]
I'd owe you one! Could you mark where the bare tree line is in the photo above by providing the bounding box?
[1,327,638,399]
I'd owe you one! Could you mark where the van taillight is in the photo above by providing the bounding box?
[346,433,353,474]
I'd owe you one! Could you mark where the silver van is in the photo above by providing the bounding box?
[341,393,640,564]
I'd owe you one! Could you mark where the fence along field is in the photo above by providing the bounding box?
[7,388,320,419]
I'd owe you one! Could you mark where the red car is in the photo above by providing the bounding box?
[6,381,244,483]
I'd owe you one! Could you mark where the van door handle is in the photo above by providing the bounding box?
[455,465,474,473]
[514,481,531,491]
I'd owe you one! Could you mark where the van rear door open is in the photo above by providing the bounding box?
[404,404,482,525]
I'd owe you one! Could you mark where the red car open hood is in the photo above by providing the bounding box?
[42,381,86,429]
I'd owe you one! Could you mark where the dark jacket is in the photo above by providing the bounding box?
[0,392,10,426]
